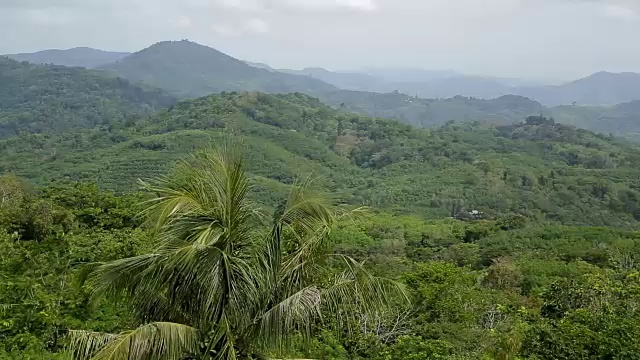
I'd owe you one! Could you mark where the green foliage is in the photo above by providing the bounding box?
[378,336,454,360]
[4,92,640,228]
[0,57,174,138]
[0,178,148,357]
[3,85,640,358]
[69,145,405,360]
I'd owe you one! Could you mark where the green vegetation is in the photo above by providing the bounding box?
[3,92,640,227]
[93,40,640,140]
[69,145,403,359]
[0,57,175,138]
[3,58,640,358]
[3,171,640,358]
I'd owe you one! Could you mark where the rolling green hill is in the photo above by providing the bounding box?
[0,57,175,138]
[3,92,640,227]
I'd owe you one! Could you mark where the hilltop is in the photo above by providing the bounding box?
[99,40,337,98]
[4,47,130,68]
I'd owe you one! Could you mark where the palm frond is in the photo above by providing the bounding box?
[70,322,199,360]
[68,330,118,360]
[322,255,409,329]
[140,143,255,253]
[84,253,161,302]
[255,286,322,352]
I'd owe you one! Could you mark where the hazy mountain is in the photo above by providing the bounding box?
[551,100,640,139]
[4,47,130,69]
[516,72,640,106]
[0,57,174,138]
[245,61,275,71]
[277,65,640,107]
[361,67,461,82]
[318,91,546,128]
[100,40,337,98]
[278,67,527,99]
[278,67,390,92]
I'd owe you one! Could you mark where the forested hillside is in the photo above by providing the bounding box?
[3,54,640,360]
[0,57,175,138]
[3,92,640,228]
[3,96,640,358]
[322,92,546,127]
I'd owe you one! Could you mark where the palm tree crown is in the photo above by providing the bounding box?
[71,144,405,360]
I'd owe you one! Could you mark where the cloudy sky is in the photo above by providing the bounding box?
[1,0,639,80]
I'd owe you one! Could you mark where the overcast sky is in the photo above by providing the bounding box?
[1,0,639,80]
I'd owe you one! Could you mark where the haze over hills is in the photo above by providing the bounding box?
[8,40,640,139]
[273,64,640,107]
[4,47,130,69]
[7,0,640,354]
[11,41,640,109]
[95,40,549,129]
[516,72,640,107]
[552,100,640,139]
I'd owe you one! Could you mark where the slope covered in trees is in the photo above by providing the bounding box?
[3,92,640,228]
[2,90,640,358]
[3,151,640,359]
[0,57,175,138]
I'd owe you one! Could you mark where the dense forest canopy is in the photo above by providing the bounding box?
[4,160,640,359]
[0,57,175,138]
[3,92,640,227]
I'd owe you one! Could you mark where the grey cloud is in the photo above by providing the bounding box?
[1,0,639,80]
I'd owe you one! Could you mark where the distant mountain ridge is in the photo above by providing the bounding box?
[4,47,130,69]
[516,72,640,106]
[10,43,640,107]
[256,64,640,107]
[10,40,640,139]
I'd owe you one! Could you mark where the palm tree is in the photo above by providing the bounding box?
[70,144,406,360]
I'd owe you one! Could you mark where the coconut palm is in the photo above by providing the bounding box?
[70,144,406,360]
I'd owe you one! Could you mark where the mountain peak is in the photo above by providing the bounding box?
[100,40,336,98]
